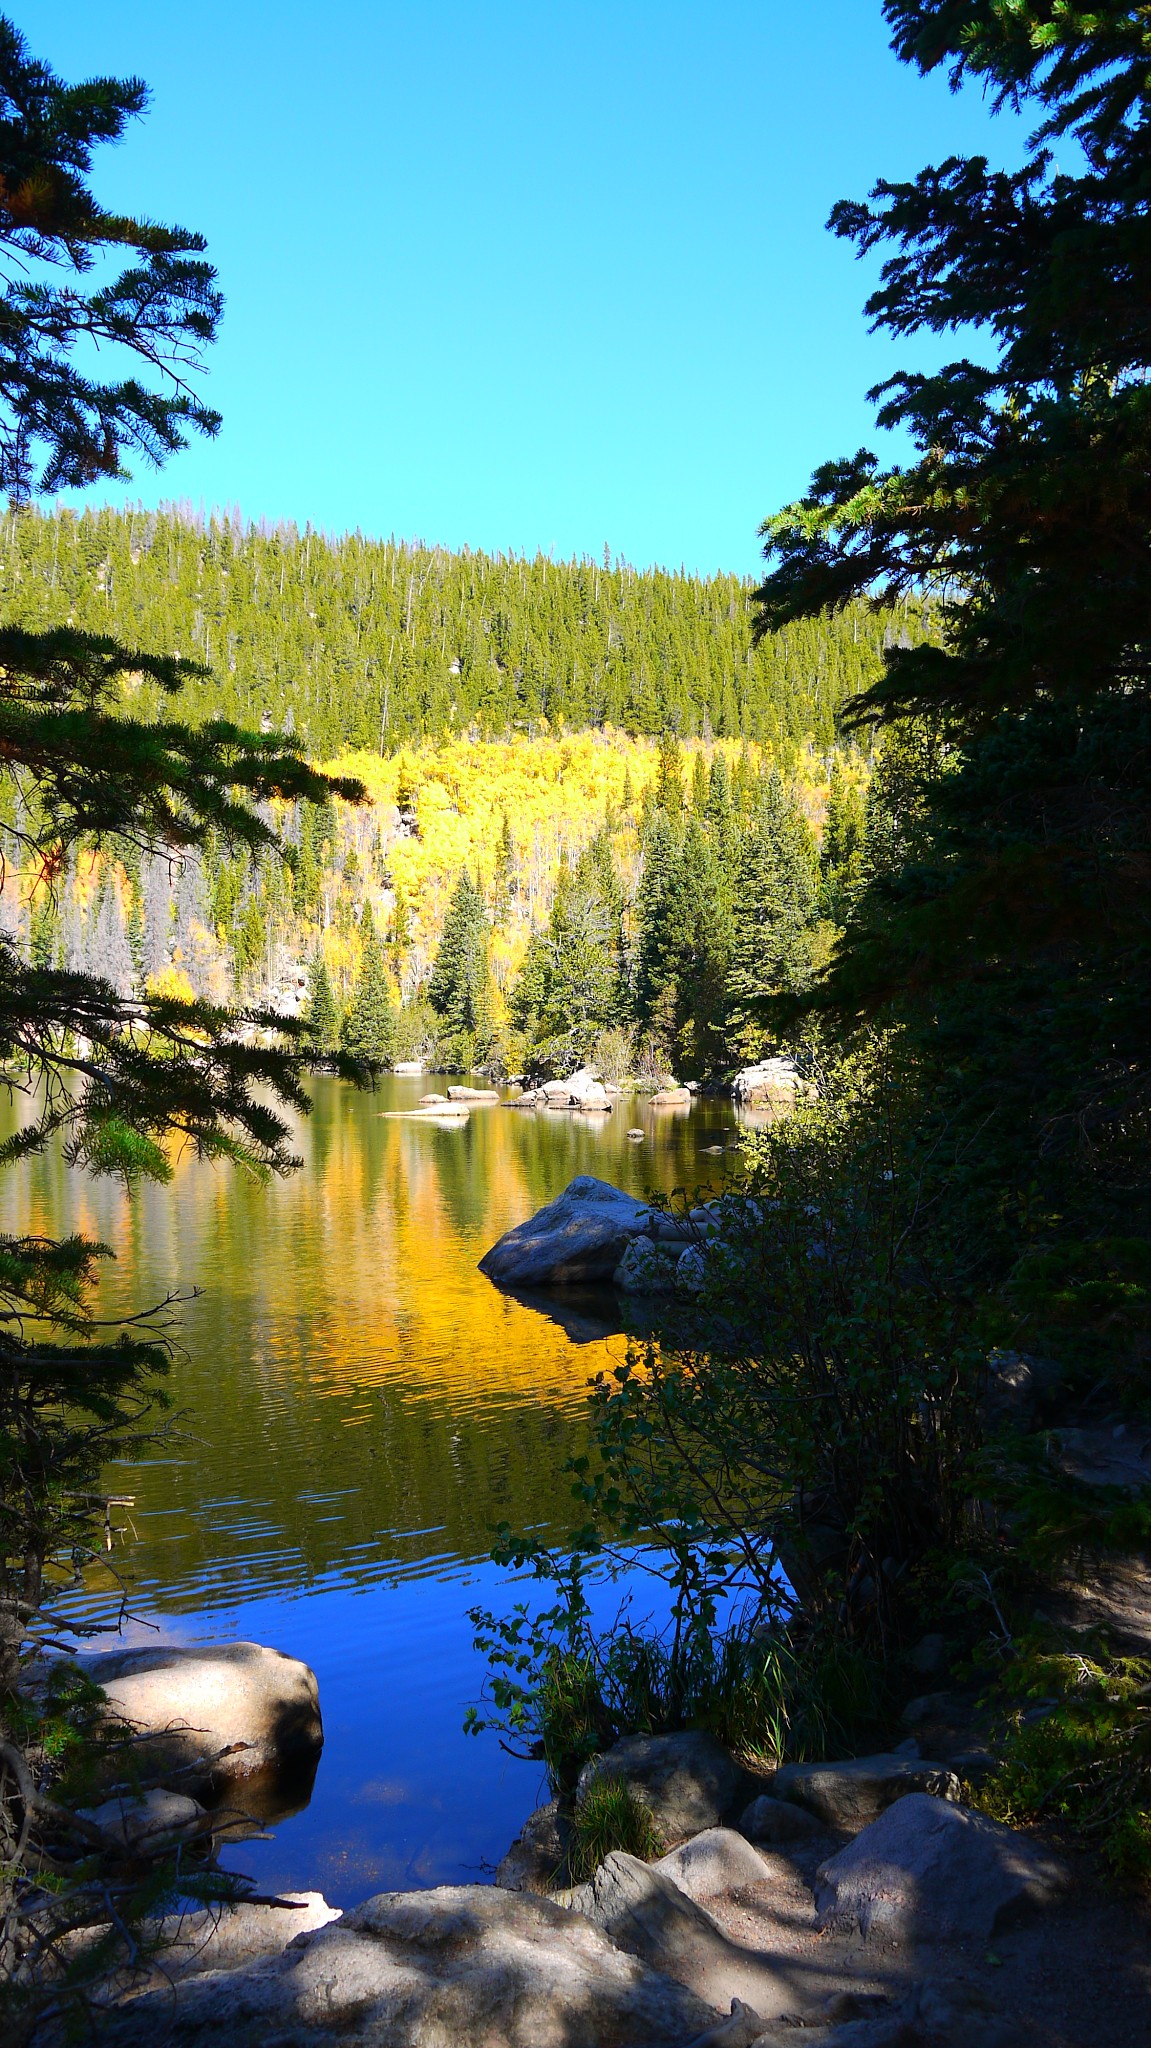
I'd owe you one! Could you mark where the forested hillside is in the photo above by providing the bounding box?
[0,504,913,1079]
[0,503,934,753]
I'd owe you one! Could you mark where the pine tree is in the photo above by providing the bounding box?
[341,906,395,1064]
[0,16,366,1914]
[725,772,818,1058]
[303,951,340,1052]
[427,870,494,1067]
[754,1,1151,1276]
[820,759,867,919]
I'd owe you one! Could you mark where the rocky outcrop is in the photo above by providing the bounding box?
[562,1849,789,2021]
[770,1751,960,1831]
[739,1794,826,1846]
[653,1827,776,1903]
[494,1798,571,1893]
[650,1085,692,1108]
[480,1175,726,1291]
[78,1640,323,1790]
[814,1792,1066,1942]
[479,1176,657,1285]
[577,1731,747,1845]
[732,1058,800,1109]
[100,1884,719,2048]
[447,1085,501,1103]
[514,1067,613,1111]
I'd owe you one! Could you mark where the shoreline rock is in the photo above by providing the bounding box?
[77,1639,323,1793]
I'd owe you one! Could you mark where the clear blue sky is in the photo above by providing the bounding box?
[32,2,1026,576]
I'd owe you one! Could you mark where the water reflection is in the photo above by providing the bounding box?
[0,1075,738,1900]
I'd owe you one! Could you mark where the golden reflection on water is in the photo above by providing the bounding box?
[0,1075,735,1615]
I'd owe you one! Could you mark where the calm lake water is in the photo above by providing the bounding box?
[3,1077,745,1904]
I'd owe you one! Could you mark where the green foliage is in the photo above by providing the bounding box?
[974,1638,1151,1881]
[0,505,936,758]
[427,870,495,1069]
[341,908,396,1066]
[303,951,341,1053]
[569,1777,662,1880]
[468,1546,892,1803]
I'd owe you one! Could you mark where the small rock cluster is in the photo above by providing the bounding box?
[512,1066,616,1111]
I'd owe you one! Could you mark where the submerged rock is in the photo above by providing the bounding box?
[78,1640,323,1790]
[815,1792,1066,1942]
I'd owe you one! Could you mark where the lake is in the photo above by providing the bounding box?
[2,1075,745,1905]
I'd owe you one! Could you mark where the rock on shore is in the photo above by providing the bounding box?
[78,1639,323,1790]
[479,1175,716,1290]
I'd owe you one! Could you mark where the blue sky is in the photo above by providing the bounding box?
[32,3,1027,575]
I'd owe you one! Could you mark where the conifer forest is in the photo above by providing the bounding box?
[0,503,919,1078]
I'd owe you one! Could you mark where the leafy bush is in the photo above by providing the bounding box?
[974,1642,1151,1880]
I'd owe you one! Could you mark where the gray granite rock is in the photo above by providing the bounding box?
[771,1753,960,1831]
[578,1730,746,1845]
[99,1883,720,2048]
[815,1792,1066,1942]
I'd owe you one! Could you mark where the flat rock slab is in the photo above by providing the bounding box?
[771,1753,960,1831]
[815,1793,1066,1943]
[578,1730,747,1845]
[563,1849,789,2022]
[101,1883,720,2048]
[78,1640,323,1788]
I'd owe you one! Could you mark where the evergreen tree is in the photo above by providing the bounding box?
[303,951,340,1052]
[0,28,366,2020]
[820,759,867,919]
[509,842,621,1071]
[632,809,678,1029]
[725,772,818,1058]
[427,869,494,1067]
[341,905,395,1064]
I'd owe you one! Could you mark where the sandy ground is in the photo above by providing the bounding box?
[694,1835,1151,2046]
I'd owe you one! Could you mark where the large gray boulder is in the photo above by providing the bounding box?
[770,1752,960,1831]
[732,1059,800,1109]
[100,1883,720,2048]
[479,1175,654,1285]
[814,1793,1066,1942]
[578,1731,746,1845]
[563,1850,787,2022]
[79,1640,323,1788]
